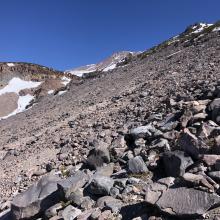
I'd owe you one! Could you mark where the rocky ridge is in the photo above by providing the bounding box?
[0,21,220,220]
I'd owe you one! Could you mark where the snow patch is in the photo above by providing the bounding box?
[0,77,42,120]
[48,90,54,95]
[0,77,41,96]
[166,50,182,59]
[103,63,116,72]
[7,63,15,67]
[58,90,67,95]
[192,23,212,34]
[61,76,71,86]
[213,27,220,32]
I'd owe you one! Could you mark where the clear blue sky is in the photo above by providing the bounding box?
[0,0,219,71]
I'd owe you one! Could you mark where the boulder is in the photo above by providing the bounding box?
[178,128,200,158]
[87,175,114,196]
[11,175,62,220]
[182,173,214,191]
[87,142,110,169]
[130,124,162,140]
[58,171,90,200]
[208,98,220,124]
[208,171,220,182]
[96,196,123,212]
[162,150,193,177]
[202,154,220,166]
[156,187,220,217]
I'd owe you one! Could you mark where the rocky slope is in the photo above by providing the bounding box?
[0,21,220,220]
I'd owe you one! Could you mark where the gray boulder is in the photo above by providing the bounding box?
[11,175,62,220]
[130,124,162,139]
[156,187,220,217]
[162,150,193,177]
[178,128,200,158]
[208,98,220,124]
[58,170,90,200]
[208,171,220,182]
[128,156,148,174]
[96,196,123,213]
[146,184,220,217]
[87,142,110,169]
[87,175,114,196]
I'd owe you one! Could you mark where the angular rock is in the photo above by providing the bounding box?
[178,128,200,158]
[0,150,8,160]
[202,154,220,166]
[95,164,114,177]
[96,196,123,212]
[158,112,180,131]
[58,171,90,200]
[147,187,220,217]
[162,150,193,177]
[130,124,162,140]
[61,205,81,220]
[45,203,62,219]
[128,156,148,174]
[11,175,62,220]
[87,142,110,169]
[150,138,170,151]
[182,173,214,191]
[208,171,220,182]
[87,175,114,196]
[209,98,220,124]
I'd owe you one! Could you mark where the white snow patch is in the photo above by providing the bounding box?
[0,77,42,120]
[7,63,15,67]
[67,69,95,77]
[166,50,182,59]
[103,63,116,72]
[0,77,41,96]
[0,94,34,120]
[61,76,71,86]
[66,64,97,77]
[48,90,54,94]
[213,27,220,32]
[192,23,212,34]
[58,90,67,95]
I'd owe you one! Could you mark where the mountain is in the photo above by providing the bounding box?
[0,21,220,220]
[65,51,140,77]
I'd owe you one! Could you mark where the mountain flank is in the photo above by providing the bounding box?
[0,21,220,220]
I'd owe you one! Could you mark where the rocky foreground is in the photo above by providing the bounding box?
[0,23,220,220]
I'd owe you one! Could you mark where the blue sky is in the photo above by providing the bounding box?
[0,0,219,70]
